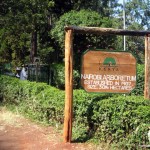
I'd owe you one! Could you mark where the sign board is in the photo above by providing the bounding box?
[81,50,137,93]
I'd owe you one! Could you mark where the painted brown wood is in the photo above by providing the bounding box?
[144,35,150,99]
[81,50,136,93]
[63,29,73,143]
[65,26,150,36]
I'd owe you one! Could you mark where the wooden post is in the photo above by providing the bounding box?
[144,34,150,99]
[63,29,73,142]
[62,26,150,142]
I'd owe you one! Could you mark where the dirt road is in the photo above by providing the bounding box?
[0,107,104,150]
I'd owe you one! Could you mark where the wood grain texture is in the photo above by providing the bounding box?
[65,26,150,36]
[81,50,136,93]
[63,30,73,143]
[144,35,150,99]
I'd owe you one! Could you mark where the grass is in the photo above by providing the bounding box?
[0,106,24,127]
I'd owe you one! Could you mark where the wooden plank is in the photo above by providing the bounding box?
[63,29,73,142]
[81,50,136,93]
[144,35,150,99]
[65,26,150,36]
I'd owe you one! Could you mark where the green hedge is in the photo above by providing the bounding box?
[0,75,64,125]
[131,64,144,96]
[72,90,150,149]
[50,63,80,89]
[0,75,150,150]
[50,63,144,95]
[91,96,150,149]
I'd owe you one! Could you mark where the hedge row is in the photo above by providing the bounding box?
[0,75,64,124]
[50,63,80,89]
[0,75,150,149]
[50,63,144,95]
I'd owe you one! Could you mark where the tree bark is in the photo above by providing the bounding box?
[30,31,37,63]
[65,26,150,36]
[63,29,73,143]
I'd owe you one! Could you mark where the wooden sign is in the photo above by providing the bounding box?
[81,50,137,93]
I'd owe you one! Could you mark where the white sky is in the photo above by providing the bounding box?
[118,0,123,4]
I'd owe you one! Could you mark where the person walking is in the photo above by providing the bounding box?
[20,65,27,80]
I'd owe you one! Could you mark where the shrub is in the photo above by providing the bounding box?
[72,91,150,149]
[92,96,150,144]
[131,64,144,96]
[50,63,80,89]
[0,75,64,125]
[0,75,149,150]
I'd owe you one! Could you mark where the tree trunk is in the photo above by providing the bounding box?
[30,31,37,63]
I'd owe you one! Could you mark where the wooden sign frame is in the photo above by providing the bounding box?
[63,26,150,143]
[80,49,137,93]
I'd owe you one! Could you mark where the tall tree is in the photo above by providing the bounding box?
[0,0,54,64]
[0,0,148,65]
[125,0,150,30]
[50,0,120,18]
[112,0,149,62]
[51,9,116,69]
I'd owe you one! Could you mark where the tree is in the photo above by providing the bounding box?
[0,0,148,65]
[123,0,149,63]
[125,0,150,30]
[50,0,121,19]
[106,0,149,63]
[51,9,116,68]
[0,0,55,64]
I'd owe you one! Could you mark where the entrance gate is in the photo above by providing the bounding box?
[63,26,150,142]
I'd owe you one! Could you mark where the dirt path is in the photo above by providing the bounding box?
[0,107,105,150]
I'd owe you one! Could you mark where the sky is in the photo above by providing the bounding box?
[118,0,123,4]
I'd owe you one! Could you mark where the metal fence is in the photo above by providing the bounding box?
[28,64,51,85]
[0,63,54,85]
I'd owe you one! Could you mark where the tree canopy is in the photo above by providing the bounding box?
[0,0,149,65]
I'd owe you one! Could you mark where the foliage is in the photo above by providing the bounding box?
[0,75,64,125]
[125,0,150,30]
[0,75,149,150]
[51,9,115,49]
[0,0,55,64]
[91,96,150,148]
[51,9,116,68]
[50,63,80,89]
[111,0,149,56]
[50,0,120,18]
[130,64,144,96]
[1,0,148,64]
[72,90,150,150]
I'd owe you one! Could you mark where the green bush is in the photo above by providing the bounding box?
[91,96,150,148]
[131,64,144,96]
[0,75,64,125]
[72,90,150,149]
[50,63,80,89]
[0,75,149,150]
